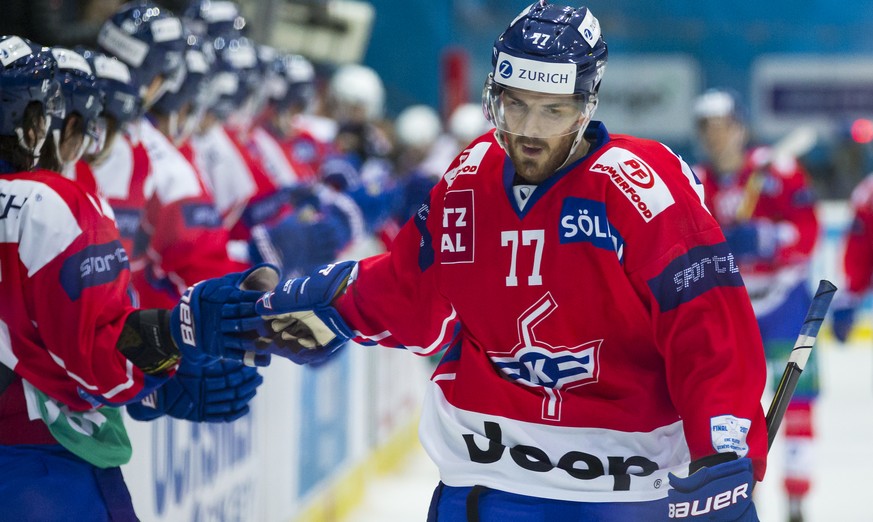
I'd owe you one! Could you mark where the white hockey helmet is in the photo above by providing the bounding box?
[329,64,385,122]
[448,103,492,145]
[394,104,442,149]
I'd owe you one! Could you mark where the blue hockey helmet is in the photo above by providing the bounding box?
[183,0,246,40]
[79,48,143,126]
[0,35,65,157]
[208,35,259,120]
[483,1,607,141]
[48,48,105,147]
[280,54,316,112]
[152,31,214,115]
[97,2,186,109]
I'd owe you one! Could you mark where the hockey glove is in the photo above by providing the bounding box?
[667,452,758,521]
[723,221,776,262]
[126,359,262,422]
[254,260,356,365]
[831,306,856,343]
[249,212,346,277]
[170,264,280,366]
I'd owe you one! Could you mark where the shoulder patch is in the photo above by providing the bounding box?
[590,147,675,222]
[444,142,491,188]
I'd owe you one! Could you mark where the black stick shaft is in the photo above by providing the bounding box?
[765,280,837,450]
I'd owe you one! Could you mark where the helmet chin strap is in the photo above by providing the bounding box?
[557,98,598,171]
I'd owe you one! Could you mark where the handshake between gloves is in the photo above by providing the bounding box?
[167,261,357,368]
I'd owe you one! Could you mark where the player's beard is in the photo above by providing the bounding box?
[505,132,576,184]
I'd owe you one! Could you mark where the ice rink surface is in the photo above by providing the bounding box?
[344,340,873,522]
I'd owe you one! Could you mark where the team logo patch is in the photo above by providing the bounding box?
[647,242,744,312]
[559,197,624,262]
[441,189,474,264]
[489,293,601,421]
[445,142,490,188]
[590,147,675,222]
[60,240,130,300]
[710,415,751,457]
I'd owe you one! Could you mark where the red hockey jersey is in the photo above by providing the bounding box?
[335,123,767,502]
[0,170,160,414]
[843,173,873,297]
[695,148,818,315]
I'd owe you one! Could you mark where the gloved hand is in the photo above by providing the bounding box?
[723,221,776,262]
[169,264,280,367]
[253,260,356,365]
[249,212,346,277]
[831,306,856,343]
[126,359,262,422]
[667,452,758,521]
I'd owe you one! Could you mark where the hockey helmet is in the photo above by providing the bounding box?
[0,35,64,157]
[97,2,186,109]
[483,1,607,141]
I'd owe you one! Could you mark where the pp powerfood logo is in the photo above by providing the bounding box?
[591,147,675,222]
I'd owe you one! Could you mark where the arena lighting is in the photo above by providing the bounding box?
[850,118,873,144]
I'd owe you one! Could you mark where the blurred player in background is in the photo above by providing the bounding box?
[831,173,873,343]
[692,88,820,522]
[0,35,266,520]
[242,3,769,520]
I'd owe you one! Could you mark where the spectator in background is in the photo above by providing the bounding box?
[692,88,820,522]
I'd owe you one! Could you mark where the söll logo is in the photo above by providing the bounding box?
[618,158,655,188]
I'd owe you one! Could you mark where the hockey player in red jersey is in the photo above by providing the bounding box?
[91,2,251,309]
[832,175,873,342]
[692,89,819,522]
[0,35,270,520]
[237,3,768,520]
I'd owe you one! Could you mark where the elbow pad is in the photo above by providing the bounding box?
[117,309,180,374]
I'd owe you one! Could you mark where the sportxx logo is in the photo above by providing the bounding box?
[489,292,601,421]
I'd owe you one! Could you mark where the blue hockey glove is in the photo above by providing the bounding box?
[253,260,356,365]
[723,221,776,262]
[169,264,280,366]
[126,359,263,422]
[667,452,758,521]
[249,212,346,277]
[831,306,856,343]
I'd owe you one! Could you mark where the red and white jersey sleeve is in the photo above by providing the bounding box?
[190,124,257,228]
[135,119,248,308]
[335,124,767,502]
[0,171,152,411]
[843,173,873,296]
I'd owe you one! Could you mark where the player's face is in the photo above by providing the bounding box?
[697,116,747,171]
[494,87,589,183]
[504,124,579,184]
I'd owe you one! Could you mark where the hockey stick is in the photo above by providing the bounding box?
[765,279,837,450]
[735,126,818,221]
